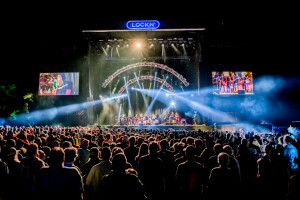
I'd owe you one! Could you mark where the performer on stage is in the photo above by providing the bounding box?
[175,112,180,124]
[193,111,197,125]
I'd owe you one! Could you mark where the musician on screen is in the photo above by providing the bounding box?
[52,74,68,95]
[220,73,227,93]
[231,72,237,93]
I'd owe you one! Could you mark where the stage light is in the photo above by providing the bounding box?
[136,42,141,48]
[171,101,175,106]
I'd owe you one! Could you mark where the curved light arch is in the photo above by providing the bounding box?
[102,62,189,88]
[118,76,174,94]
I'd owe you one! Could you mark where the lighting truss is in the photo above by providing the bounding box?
[102,62,189,88]
[118,75,175,94]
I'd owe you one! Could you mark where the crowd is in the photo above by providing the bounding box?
[0,125,299,200]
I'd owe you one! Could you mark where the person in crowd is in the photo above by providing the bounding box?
[157,139,176,196]
[77,139,90,169]
[205,143,224,181]
[283,135,299,175]
[134,142,149,168]
[176,145,205,199]
[0,151,9,200]
[20,143,45,199]
[236,138,258,192]
[85,147,112,199]
[124,136,139,167]
[208,152,239,200]
[4,147,22,199]
[99,153,146,200]
[223,144,241,185]
[136,141,164,200]
[64,146,81,174]
[35,147,84,200]
[81,147,101,179]
[198,136,215,168]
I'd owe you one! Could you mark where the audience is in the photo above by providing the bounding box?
[0,124,299,200]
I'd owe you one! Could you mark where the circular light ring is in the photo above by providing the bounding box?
[118,75,174,94]
[102,62,189,88]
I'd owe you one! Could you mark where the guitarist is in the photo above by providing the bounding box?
[220,73,227,93]
[52,75,68,95]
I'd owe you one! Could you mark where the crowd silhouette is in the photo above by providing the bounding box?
[0,125,299,200]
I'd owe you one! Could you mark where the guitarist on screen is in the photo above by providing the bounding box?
[220,73,227,93]
[52,74,68,95]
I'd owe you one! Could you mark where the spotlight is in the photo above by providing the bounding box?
[136,42,141,48]
[171,101,175,106]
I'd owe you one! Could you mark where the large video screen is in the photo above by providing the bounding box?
[38,72,79,95]
[212,71,253,95]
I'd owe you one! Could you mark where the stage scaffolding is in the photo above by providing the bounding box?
[82,28,206,125]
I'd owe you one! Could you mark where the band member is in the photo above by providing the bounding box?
[152,114,156,125]
[52,74,67,95]
[175,112,180,124]
[128,115,132,125]
[241,74,247,91]
[226,73,231,93]
[220,73,227,93]
[231,72,237,93]
[163,112,169,124]
[213,72,220,89]
[193,111,197,125]
[169,112,174,122]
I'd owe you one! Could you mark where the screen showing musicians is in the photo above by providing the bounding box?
[212,71,253,94]
[38,72,79,95]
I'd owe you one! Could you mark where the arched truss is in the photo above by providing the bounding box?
[118,75,174,94]
[102,62,189,88]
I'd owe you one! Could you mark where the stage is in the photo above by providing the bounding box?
[104,123,213,131]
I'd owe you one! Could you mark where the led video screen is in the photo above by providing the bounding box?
[212,71,253,95]
[38,72,79,95]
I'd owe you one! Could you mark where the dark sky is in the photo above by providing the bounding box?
[3,3,296,72]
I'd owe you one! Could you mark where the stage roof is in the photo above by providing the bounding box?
[82,28,206,41]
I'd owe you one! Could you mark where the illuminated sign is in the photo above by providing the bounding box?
[126,20,160,30]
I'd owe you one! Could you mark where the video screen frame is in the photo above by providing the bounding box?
[212,71,254,95]
[38,72,80,96]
